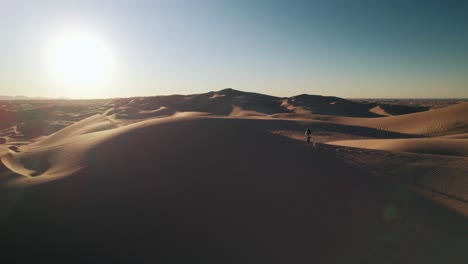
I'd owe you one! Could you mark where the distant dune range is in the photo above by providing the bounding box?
[327,102,468,136]
[0,89,467,263]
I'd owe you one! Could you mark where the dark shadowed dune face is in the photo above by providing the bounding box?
[1,117,467,263]
[288,94,382,117]
[113,89,288,117]
[374,103,430,115]
[1,91,467,263]
[110,89,430,119]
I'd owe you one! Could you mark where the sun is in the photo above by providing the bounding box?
[46,29,115,98]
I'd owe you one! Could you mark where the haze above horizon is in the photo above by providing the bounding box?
[1,0,467,99]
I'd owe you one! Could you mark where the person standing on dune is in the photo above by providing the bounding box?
[305,128,312,143]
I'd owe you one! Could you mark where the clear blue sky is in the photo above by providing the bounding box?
[1,0,467,98]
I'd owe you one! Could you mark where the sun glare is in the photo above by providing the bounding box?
[46,29,115,97]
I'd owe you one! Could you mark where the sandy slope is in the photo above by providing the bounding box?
[112,88,284,118]
[322,102,468,159]
[314,143,468,217]
[328,138,468,157]
[111,88,432,120]
[328,102,468,136]
[283,94,383,117]
[1,114,467,263]
[369,105,393,116]
[0,91,467,263]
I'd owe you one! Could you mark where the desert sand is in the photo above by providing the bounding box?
[0,89,467,263]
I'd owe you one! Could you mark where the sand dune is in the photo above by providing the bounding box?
[315,143,468,217]
[329,138,468,157]
[284,94,383,117]
[368,103,430,116]
[0,100,106,138]
[369,105,393,116]
[443,133,468,139]
[2,114,118,179]
[1,90,467,263]
[328,102,468,136]
[2,115,467,263]
[109,89,430,120]
[111,88,284,118]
